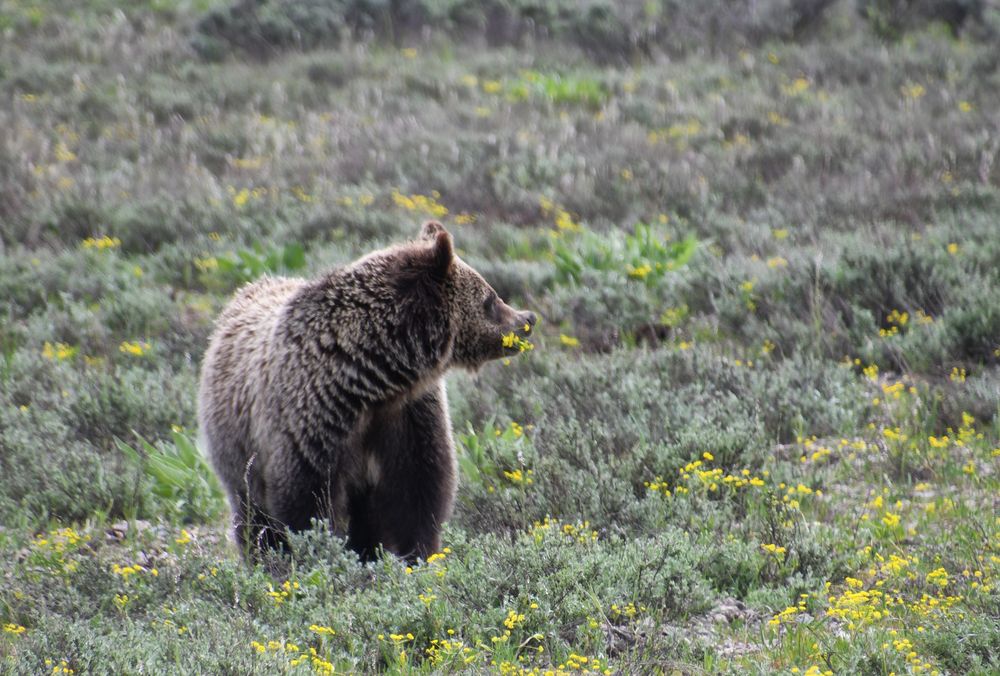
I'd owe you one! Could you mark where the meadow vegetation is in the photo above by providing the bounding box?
[1,0,999,673]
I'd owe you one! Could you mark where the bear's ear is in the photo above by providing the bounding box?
[420,220,447,241]
[427,229,454,279]
[397,228,453,301]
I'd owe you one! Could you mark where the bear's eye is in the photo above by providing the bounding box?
[483,293,495,314]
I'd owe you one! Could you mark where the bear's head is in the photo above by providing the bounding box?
[407,221,537,369]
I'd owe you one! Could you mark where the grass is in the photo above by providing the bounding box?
[1,0,999,673]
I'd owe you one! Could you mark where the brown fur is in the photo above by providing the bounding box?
[197,222,536,563]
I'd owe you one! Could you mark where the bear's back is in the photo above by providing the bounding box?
[198,276,307,484]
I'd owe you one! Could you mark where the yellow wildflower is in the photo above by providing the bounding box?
[81,235,121,250]
[119,341,150,357]
[42,342,76,361]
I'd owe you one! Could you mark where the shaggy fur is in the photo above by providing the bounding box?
[198,222,536,563]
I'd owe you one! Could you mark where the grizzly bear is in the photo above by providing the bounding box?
[198,221,536,563]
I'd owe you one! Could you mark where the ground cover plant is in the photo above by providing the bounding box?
[1,0,999,673]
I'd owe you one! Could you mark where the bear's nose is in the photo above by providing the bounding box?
[521,311,537,328]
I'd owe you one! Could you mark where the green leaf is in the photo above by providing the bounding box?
[117,439,142,465]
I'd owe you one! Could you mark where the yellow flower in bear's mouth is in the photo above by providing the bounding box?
[501,332,534,352]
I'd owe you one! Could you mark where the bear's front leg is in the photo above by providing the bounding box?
[359,382,457,563]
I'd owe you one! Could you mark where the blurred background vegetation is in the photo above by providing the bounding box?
[1,0,998,673]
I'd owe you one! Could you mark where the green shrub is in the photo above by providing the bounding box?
[192,0,348,61]
[207,241,306,287]
[118,430,226,524]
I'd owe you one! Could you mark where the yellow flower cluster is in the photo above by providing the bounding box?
[860,492,902,529]
[31,527,90,576]
[495,657,610,676]
[503,609,526,630]
[250,639,335,673]
[761,543,787,557]
[925,567,948,588]
[111,563,157,580]
[609,602,646,619]
[34,527,85,549]
[196,566,218,581]
[81,235,121,250]
[659,305,688,328]
[539,197,581,233]
[559,653,609,674]
[881,426,907,443]
[45,659,75,674]
[266,579,299,605]
[229,186,268,208]
[768,601,806,627]
[646,119,702,145]
[405,547,451,578]
[672,458,767,494]
[502,332,534,352]
[426,547,450,565]
[42,341,76,361]
[782,76,811,96]
[883,637,939,675]
[3,623,26,635]
[825,586,887,629]
[252,639,296,654]
[643,476,670,497]
[530,517,598,545]
[877,308,931,337]
[119,340,150,357]
[875,551,916,577]
[563,521,597,544]
[626,263,652,279]
[156,617,187,635]
[391,190,448,218]
[802,447,831,463]
[499,421,524,437]
[425,637,477,666]
[794,666,832,676]
[881,381,912,401]
[503,468,534,485]
[817,545,973,660]
[886,309,908,325]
